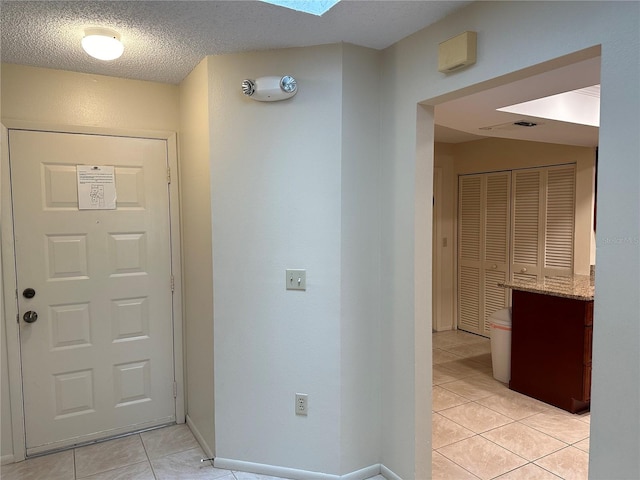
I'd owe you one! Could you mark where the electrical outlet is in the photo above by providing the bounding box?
[295,393,308,416]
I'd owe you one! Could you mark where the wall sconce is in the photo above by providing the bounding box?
[241,75,297,102]
[82,27,124,61]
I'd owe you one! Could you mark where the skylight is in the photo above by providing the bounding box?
[261,0,340,16]
[497,85,600,127]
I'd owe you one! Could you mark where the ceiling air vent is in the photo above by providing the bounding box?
[479,120,544,132]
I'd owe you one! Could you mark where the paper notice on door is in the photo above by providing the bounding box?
[77,165,117,210]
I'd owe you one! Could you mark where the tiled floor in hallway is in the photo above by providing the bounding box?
[2,331,590,480]
[432,329,590,480]
[1,424,222,480]
[0,424,387,480]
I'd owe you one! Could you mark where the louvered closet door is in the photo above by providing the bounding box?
[482,173,511,334]
[512,169,543,282]
[458,173,511,337]
[543,165,575,280]
[458,175,482,334]
[511,165,576,284]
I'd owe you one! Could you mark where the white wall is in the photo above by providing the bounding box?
[340,44,382,473]
[209,43,385,476]
[178,58,215,456]
[379,1,639,478]
[0,64,179,132]
[0,64,179,461]
[379,56,420,480]
[209,45,344,474]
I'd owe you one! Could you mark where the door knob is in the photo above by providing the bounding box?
[23,288,36,299]
[23,311,38,323]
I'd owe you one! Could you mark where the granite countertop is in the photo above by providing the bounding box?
[499,274,594,301]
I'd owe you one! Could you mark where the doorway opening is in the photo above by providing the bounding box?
[427,48,600,478]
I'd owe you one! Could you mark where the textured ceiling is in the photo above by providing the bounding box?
[0,0,472,85]
[1,1,600,147]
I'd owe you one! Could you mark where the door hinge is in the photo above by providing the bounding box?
[16,313,19,324]
[167,167,171,184]
[170,275,175,292]
[173,382,178,398]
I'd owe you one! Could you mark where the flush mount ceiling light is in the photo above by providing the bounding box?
[81,28,124,61]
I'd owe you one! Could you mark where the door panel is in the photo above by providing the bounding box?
[10,130,175,454]
[512,169,542,279]
[458,172,510,337]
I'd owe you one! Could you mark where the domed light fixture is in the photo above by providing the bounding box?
[81,28,124,61]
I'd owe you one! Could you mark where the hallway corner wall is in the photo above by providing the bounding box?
[178,57,215,457]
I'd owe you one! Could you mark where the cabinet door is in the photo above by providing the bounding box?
[511,169,542,282]
[510,291,591,413]
[511,165,576,283]
[544,165,576,279]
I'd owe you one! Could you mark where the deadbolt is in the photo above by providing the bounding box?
[22,288,36,299]
[23,311,38,323]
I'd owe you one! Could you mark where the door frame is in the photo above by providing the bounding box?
[431,167,443,331]
[1,120,185,462]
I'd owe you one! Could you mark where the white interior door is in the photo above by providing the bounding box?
[10,130,176,455]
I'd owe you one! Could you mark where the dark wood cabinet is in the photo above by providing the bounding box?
[509,289,593,413]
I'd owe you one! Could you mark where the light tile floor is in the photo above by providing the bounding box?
[1,424,228,480]
[432,329,590,480]
[0,424,387,480]
[1,331,590,480]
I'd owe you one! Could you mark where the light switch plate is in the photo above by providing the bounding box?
[286,269,306,290]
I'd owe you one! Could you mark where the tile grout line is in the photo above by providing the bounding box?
[139,432,160,480]
[74,435,151,480]
[434,448,482,479]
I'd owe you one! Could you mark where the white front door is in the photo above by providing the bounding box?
[10,130,176,455]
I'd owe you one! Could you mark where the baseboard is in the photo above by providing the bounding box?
[341,464,381,480]
[1,449,400,480]
[214,459,388,480]
[185,414,214,459]
[380,464,402,480]
[214,458,338,480]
